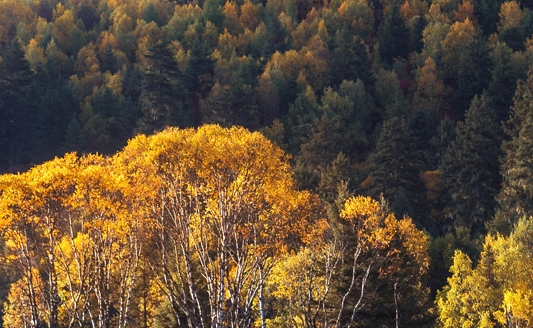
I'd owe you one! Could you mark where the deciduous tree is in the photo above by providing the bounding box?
[114,125,320,328]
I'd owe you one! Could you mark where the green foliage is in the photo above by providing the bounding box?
[494,67,533,234]
[329,29,374,88]
[365,116,429,226]
[488,42,525,122]
[0,39,34,170]
[379,3,411,66]
[440,93,502,236]
[2,0,533,324]
[137,41,191,133]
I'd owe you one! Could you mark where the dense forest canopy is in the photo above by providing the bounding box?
[1,0,533,325]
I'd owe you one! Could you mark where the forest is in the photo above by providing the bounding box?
[1,0,533,326]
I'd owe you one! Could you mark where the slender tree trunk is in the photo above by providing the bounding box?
[259,269,266,328]
[394,282,399,328]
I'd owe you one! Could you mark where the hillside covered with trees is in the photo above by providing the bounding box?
[1,0,533,326]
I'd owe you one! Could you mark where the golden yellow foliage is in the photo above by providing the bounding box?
[498,1,525,31]
[438,219,533,327]
[0,126,430,327]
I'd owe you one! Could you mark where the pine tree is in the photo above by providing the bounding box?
[440,93,502,236]
[493,68,533,234]
[366,116,428,226]
[295,115,342,190]
[285,86,321,154]
[428,117,456,169]
[378,3,411,66]
[24,65,75,164]
[137,41,190,134]
[488,42,524,123]
[329,29,374,88]
[0,39,34,170]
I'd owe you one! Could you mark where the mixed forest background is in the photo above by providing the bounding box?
[2,0,533,326]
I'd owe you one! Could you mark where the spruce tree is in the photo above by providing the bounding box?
[329,30,374,88]
[427,117,456,169]
[440,93,502,236]
[488,42,523,123]
[494,68,533,234]
[137,41,190,134]
[285,86,320,154]
[24,65,75,164]
[295,115,342,190]
[0,39,34,170]
[366,116,428,226]
[378,3,410,66]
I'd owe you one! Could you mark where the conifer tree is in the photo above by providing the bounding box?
[378,3,411,66]
[285,86,321,154]
[427,117,456,169]
[0,39,34,169]
[329,29,374,88]
[137,41,190,134]
[494,68,533,234]
[440,93,502,236]
[488,42,523,123]
[24,65,75,164]
[366,116,428,225]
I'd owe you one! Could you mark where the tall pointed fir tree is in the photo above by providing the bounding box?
[440,93,502,236]
[378,3,411,67]
[0,39,34,170]
[137,41,191,134]
[493,68,533,234]
[366,116,429,227]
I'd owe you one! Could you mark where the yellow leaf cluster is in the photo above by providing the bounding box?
[438,218,533,327]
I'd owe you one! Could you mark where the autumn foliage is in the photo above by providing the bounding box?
[0,125,430,327]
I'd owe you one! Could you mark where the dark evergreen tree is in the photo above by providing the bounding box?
[446,35,492,119]
[202,59,259,130]
[366,116,429,225]
[475,0,501,35]
[497,11,533,52]
[123,66,143,106]
[342,79,378,158]
[284,86,321,154]
[77,3,99,31]
[493,68,533,234]
[499,25,527,52]
[408,109,433,170]
[329,29,374,89]
[378,3,410,66]
[83,86,130,154]
[322,80,375,159]
[0,40,34,170]
[24,64,76,164]
[420,172,450,237]
[202,0,224,28]
[137,41,191,134]
[99,46,118,74]
[488,42,524,123]
[37,0,54,21]
[185,26,215,123]
[294,114,345,191]
[186,34,215,97]
[62,116,84,154]
[317,152,351,202]
[440,93,502,236]
[143,3,164,27]
[427,117,456,169]
[261,6,289,56]
[409,15,427,54]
